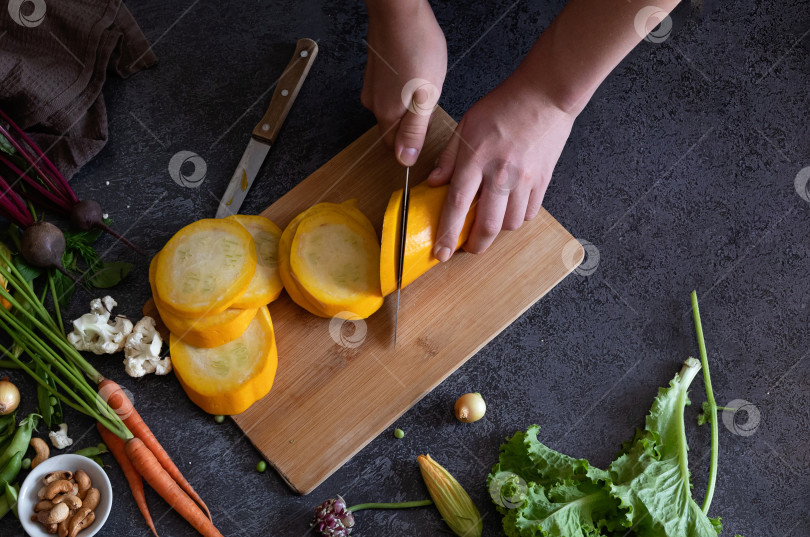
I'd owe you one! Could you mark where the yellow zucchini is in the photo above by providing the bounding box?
[155,218,257,316]
[149,253,258,348]
[380,183,476,296]
[169,306,278,415]
[226,215,284,309]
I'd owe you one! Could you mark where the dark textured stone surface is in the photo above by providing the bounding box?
[3,1,810,535]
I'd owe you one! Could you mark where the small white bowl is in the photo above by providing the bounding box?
[18,454,112,537]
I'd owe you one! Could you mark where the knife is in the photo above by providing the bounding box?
[216,38,318,218]
[394,166,410,346]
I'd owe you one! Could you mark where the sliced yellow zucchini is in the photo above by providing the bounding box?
[290,205,383,319]
[170,306,278,415]
[155,219,257,316]
[149,253,259,348]
[226,215,284,308]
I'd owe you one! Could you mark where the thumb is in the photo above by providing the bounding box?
[395,87,434,166]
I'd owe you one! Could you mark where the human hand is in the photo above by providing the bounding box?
[427,72,577,260]
[361,0,446,166]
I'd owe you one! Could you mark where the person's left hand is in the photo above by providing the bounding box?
[426,71,577,260]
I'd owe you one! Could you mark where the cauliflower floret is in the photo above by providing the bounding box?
[67,296,133,355]
[49,423,73,449]
[124,316,171,377]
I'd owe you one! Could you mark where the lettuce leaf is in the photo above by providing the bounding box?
[608,358,722,537]
[490,359,723,537]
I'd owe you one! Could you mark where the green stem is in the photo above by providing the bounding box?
[348,500,433,512]
[0,360,20,369]
[0,283,103,383]
[47,271,64,335]
[691,290,718,514]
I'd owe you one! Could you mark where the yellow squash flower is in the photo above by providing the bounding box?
[417,454,483,537]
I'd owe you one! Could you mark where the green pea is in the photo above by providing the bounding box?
[213,415,225,424]
[256,460,267,473]
[394,428,405,439]
[49,396,57,407]
[21,458,30,470]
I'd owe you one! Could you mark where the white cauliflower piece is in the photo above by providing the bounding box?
[124,316,171,377]
[49,423,73,450]
[67,296,133,355]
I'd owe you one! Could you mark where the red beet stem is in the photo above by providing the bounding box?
[96,222,143,255]
[0,109,76,203]
[0,154,72,213]
[0,173,34,227]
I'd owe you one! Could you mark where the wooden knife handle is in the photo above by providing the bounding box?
[252,38,318,144]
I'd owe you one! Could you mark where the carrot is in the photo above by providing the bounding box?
[97,423,159,537]
[125,438,223,537]
[98,379,212,521]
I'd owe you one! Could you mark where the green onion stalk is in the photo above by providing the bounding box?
[0,249,131,440]
[691,290,718,514]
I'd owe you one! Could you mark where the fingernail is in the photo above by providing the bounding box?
[435,246,452,262]
[428,167,442,179]
[400,147,418,166]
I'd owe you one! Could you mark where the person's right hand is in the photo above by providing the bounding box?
[361,0,447,166]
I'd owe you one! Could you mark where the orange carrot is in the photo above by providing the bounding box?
[98,379,212,521]
[97,423,159,537]
[125,438,223,537]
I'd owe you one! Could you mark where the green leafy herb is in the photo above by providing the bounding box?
[88,261,133,288]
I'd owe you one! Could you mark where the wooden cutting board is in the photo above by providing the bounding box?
[147,107,583,495]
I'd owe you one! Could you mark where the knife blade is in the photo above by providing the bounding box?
[216,38,318,218]
[394,165,410,346]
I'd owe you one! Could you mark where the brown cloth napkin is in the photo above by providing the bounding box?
[0,0,157,180]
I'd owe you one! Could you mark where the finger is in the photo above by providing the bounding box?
[427,117,464,187]
[395,86,433,166]
[433,159,481,262]
[502,184,530,230]
[464,168,510,254]
[381,117,399,148]
[360,53,374,111]
[525,185,546,220]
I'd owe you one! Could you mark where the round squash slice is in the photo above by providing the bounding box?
[279,207,331,317]
[226,215,284,309]
[380,183,476,296]
[155,219,257,316]
[149,252,259,348]
[170,305,278,415]
[290,206,383,319]
[148,253,259,348]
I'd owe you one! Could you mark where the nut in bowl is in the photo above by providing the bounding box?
[19,454,112,537]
